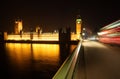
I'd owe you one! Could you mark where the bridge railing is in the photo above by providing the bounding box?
[52,40,82,79]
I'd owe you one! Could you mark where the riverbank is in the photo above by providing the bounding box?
[3,40,79,45]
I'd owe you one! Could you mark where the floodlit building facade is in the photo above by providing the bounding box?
[6,15,82,41]
[14,19,23,34]
[76,15,82,39]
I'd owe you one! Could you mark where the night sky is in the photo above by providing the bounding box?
[0,0,120,33]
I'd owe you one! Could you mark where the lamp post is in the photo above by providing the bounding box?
[82,28,86,40]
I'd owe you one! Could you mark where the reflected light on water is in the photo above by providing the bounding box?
[5,43,31,70]
[4,43,77,78]
[5,43,60,71]
[32,44,60,65]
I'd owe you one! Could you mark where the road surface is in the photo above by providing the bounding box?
[74,40,120,79]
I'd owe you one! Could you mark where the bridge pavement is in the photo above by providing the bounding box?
[73,40,120,79]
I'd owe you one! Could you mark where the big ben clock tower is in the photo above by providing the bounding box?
[76,15,82,39]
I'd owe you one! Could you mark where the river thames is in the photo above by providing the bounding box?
[0,43,76,79]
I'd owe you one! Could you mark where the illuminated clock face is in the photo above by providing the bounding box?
[76,19,81,23]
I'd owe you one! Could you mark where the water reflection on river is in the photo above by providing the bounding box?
[1,43,76,79]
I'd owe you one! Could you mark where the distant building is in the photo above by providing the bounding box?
[36,26,42,34]
[76,15,82,39]
[14,19,23,34]
[5,15,82,41]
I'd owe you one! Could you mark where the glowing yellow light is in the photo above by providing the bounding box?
[5,43,31,70]
[32,44,60,64]
[5,43,61,70]
[14,20,23,34]
[7,32,81,41]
